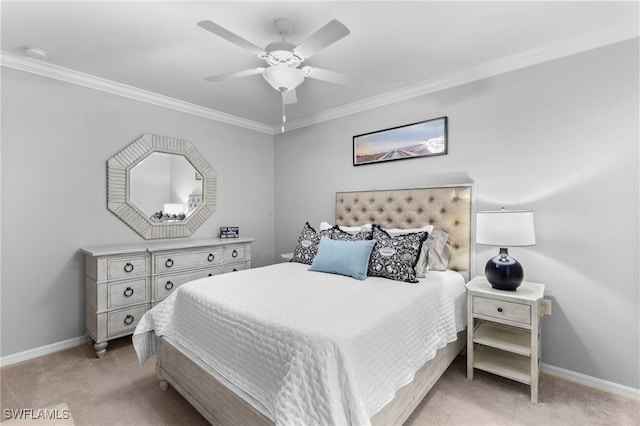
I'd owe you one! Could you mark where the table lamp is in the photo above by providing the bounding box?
[476,208,536,291]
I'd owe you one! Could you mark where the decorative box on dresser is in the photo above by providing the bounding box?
[466,276,552,402]
[81,237,254,358]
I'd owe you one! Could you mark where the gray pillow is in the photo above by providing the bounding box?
[426,229,450,271]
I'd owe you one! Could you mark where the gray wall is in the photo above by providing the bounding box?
[1,68,275,356]
[2,39,638,390]
[274,40,639,389]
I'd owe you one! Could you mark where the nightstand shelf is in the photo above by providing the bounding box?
[473,322,532,356]
[473,346,533,384]
[466,276,551,403]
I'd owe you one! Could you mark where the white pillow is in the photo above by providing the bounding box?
[319,222,363,235]
[383,224,434,236]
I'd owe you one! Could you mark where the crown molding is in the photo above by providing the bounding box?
[2,23,637,137]
[280,25,639,133]
[0,50,274,135]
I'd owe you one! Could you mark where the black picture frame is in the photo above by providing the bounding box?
[353,116,448,166]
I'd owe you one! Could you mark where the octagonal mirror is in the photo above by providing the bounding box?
[107,134,216,239]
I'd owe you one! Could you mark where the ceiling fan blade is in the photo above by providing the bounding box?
[204,67,265,83]
[283,89,298,105]
[197,20,266,57]
[302,66,352,86]
[294,19,350,59]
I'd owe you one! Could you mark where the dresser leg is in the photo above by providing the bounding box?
[94,341,108,358]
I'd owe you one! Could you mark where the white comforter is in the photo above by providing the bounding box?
[133,262,466,426]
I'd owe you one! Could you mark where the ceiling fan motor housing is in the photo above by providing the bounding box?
[263,40,303,67]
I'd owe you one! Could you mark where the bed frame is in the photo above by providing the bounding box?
[155,184,474,425]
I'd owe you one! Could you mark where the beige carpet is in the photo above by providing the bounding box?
[1,336,638,425]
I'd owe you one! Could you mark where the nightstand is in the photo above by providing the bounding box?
[466,276,551,402]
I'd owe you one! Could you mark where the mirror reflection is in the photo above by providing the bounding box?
[130,152,203,222]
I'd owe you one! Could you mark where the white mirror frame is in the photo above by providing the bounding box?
[107,134,217,239]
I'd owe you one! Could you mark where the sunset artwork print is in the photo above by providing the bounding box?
[353,117,448,166]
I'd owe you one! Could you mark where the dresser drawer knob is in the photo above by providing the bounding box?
[123,287,134,297]
[165,281,174,291]
[207,253,215,262]
[123,314,134,325]
[123,262,134,273]
[497,307,503,313]
[232,249,238,258]
[208,273,213,277]
[165,258,174,268]
[232,268,238,272]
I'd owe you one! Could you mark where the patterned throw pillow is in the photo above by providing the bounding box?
[291,222,333,265]
[368,224,428,283]
[327,225,373,242]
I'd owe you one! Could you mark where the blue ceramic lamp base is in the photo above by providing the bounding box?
[485,248,524,291]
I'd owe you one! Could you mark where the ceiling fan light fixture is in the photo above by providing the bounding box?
[263,66,305,92]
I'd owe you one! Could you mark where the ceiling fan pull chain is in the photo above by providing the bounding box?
[281,92,287,133]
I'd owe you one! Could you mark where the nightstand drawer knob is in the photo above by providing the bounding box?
[123,287,134,297]
[232,249,238,258]
[123,314,134,325]
[165,258,174,268]
[123,262,134,273]
[497,307,503,313]
[164,281,174,291]
[207,253,215,262]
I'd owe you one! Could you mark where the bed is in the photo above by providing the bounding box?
[133,184,474,426]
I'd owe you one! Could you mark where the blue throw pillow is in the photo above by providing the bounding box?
[308,237,377,280]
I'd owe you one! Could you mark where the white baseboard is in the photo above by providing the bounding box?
[541,363,640,400]
[1,337,638,401]
[0,335,89,367]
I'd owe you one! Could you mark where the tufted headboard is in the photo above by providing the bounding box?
[336,185,474,277]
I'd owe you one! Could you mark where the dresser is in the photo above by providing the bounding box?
[81,238,254,358]
[466,276,551,402]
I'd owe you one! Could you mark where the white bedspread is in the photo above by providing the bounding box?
[133,262,466,426]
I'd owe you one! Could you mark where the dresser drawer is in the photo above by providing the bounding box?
[107,255,148,280]
[223,262,248,274]
[473,296,531,325]
[154,248,223,273]
[224,245,248,262]
[107,305,147,338]
[153,267,222,300]
[109,278,149,309]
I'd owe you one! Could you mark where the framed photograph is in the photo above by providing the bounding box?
[353,116,448,166]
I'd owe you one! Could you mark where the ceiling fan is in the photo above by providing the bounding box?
[197,18,351,131]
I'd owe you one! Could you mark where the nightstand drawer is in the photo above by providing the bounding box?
[473,296,531,325]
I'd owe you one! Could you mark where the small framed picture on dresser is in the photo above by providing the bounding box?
[353,116,448,166]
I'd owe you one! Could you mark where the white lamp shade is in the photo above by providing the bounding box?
[476,210,536,247]
[163,203,184,215]
[263,66,305,92]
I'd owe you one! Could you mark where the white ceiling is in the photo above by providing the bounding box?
[2,1,638,133]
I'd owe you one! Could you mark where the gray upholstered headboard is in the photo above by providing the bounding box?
[336,185,474,275]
